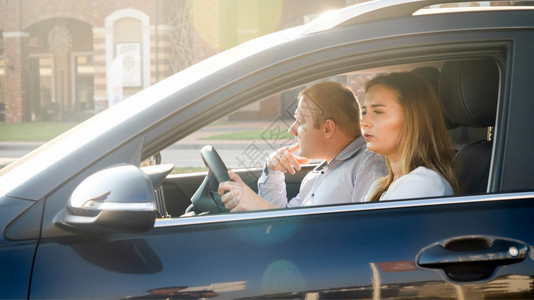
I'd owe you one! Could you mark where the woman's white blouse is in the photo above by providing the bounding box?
[364,166,454,201]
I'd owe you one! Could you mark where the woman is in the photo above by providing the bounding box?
[361,72,457,201]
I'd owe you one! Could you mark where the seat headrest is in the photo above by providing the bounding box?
[411,66,440,92]
[439,59,499,127]
[411,66,457,129]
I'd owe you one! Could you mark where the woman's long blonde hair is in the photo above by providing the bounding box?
[367,72,458,201]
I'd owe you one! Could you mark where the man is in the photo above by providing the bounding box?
[218,81,386,212]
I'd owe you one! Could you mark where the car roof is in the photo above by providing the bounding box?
[302,0,431,34]
[302,0,534,34]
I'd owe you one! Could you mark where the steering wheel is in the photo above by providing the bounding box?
[187,145,230,214]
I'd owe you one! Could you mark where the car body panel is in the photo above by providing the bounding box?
[0,197,41,298]
[497,32,534,192]
[30,194,534,299]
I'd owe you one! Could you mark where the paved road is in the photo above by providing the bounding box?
[0,141,281,169]
[162,146,273,168]
[0,142,40,166]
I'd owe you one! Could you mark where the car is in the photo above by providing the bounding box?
[1,0,534,298]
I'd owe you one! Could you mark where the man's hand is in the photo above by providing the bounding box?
[218,171,277,212]
[267,144,310,175]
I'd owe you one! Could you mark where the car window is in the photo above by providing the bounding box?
[157,63,490,174]
[151,56,502,220]
[158,74,375,173]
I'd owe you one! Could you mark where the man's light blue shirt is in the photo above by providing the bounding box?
[258,135,387,208]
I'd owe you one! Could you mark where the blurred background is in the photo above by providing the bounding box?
[0,0,372,124]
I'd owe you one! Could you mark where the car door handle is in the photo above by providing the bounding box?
[416,235,529,282]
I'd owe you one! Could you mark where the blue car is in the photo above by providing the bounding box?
[1,0,533,298]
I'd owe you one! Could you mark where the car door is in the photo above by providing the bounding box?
[27,195,533,299]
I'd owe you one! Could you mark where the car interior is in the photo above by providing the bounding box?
[154,56,499,219]
[438,59,499,195]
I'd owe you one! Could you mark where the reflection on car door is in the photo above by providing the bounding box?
[29,194,533,299]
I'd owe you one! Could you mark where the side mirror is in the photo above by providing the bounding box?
[58,164,172,233]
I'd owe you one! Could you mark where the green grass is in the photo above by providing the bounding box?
[0,122,292,142]
[0,122,80,141]
[200,129,293,140]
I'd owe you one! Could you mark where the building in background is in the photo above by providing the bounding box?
[1,0,369,123]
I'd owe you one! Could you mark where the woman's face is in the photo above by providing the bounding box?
[360,84,404,161]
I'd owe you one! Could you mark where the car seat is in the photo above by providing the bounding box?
[411,66,457,129]
[438,59,500,195]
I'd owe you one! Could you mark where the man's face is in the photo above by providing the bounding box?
[288,98,325,159]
